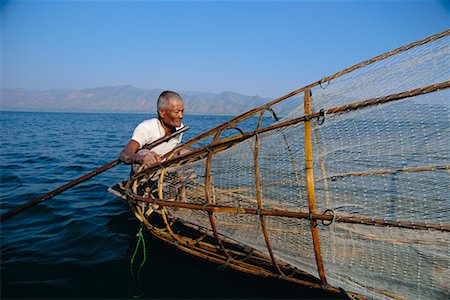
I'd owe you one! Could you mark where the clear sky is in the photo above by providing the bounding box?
[1,0,449,98]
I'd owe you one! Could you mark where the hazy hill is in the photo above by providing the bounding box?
[0,86,272,115]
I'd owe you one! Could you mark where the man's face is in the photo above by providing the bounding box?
[159,101,184,128]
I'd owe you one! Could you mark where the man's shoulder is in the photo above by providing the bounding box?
[138,118,159,128]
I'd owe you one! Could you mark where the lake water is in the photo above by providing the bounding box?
[0,111,340,299]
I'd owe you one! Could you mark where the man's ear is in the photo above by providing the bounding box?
[158,108,165,118]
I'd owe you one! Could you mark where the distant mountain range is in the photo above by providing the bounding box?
[0,86,272,115]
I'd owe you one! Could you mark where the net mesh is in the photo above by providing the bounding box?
[127,31,449,300]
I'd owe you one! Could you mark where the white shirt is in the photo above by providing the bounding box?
[131,118,184,156]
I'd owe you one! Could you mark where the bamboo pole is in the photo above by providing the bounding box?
[1,126,189,222]
[128,193,450,232]
[312,99,336,264]
[0,159,121,222]
[130,196,325,218]
[304,89,327,285]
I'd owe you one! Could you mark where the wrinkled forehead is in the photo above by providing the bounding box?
[162,99,184,111]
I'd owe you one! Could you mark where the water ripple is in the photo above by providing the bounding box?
[1,112,321,299]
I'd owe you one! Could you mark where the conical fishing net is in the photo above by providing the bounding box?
[124,30,449,300]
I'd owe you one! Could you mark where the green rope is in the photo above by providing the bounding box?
[216,256,233,271]
[129,226,147,299]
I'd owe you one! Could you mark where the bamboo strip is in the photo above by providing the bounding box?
[158,167,167,200]
[304,89,327,285]
[131,195,322,218]
[325,81,450,116]
[214,179,299,194]
[321,165,450,180]
[316,29,449,90]
[160,207,192,245]
[334,223,449,248]
[334,215,450,232]
[254,111,283,274]
[180,222,280,267]
[204,129,230,257]
[267,108,304,207]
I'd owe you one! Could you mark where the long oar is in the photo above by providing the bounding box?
[0,126,189,222]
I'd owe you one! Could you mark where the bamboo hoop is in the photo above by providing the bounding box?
[205,127,232,258]
[254,110,283,275]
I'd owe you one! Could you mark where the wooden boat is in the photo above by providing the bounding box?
[109,30,450,300]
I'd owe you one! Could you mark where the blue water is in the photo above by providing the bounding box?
[0,111,338,299]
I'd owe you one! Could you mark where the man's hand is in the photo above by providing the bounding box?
[137,150,161,167]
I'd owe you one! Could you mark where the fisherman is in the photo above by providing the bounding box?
[119,90,185,176]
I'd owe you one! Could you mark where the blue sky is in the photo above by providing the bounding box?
[1,0,449,97]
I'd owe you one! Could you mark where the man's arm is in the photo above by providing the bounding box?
[119,140,161,166]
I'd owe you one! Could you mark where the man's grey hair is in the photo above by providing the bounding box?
[157,91,183,111]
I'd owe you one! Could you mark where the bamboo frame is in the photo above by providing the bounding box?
[119,31,450,300]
